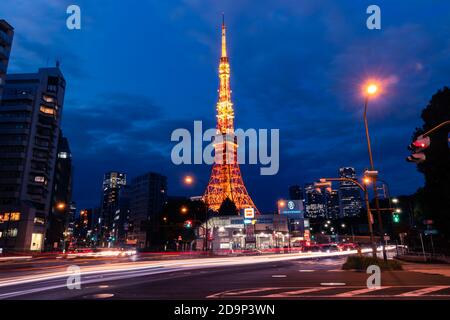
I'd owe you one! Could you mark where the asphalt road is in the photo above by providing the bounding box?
[1,252,450,300]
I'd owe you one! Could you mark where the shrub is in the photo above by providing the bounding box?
[342,255,403,271]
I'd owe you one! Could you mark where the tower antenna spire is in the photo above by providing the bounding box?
[221,13,227,58]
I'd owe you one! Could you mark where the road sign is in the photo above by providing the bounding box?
[244,208,255,219]
[424,230,438,236]
[383,235,390,241]
[423,220,434,225]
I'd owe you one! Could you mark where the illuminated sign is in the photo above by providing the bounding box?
[243,219,252,224]
[280,200,304,216]
[244,208,255,219]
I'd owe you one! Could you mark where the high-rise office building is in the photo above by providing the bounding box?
[128,172,167,249]
[338,167,363,217]
[289,185,303,201]
[304,183,327,219]
[0,66,66,251]
[99,171,126,246]
[112,185,131,246]
[0,20,14,100]
[327,189,340,220]
[45,132,73,250]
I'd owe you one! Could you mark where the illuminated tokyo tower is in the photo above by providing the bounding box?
[203,16,258,213]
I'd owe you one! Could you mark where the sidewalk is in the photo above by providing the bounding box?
[401,261,450,278]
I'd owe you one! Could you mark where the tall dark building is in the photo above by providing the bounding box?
[112,185,131,247]
[99,171,126,246]
[338,167,363,218]
[289,185,303,200]
[327,189,340,220]
[45,132,73,250]
[304,183,327,219]
[128,172,167,249]
[0,20,14,100]
[0,66,66,252]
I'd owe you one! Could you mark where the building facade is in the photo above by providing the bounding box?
[338,167,363,218]
[0,20,14,100]
[289,185,304,201]
[0,67,66,251]
[45,132,73,251]
[128,172,167,249]
[99,171,126,246]
[304,183,327,219]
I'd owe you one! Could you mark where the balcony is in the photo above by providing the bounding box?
[0,127,29,134]
[0,152,26,159]
[0,30,12,46]
[0,139,28,146]
[0,61,6,74]
[0,104,33,112]
[0,45,10,59]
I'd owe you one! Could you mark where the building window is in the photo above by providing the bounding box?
[58,152,68,159]
[34,176,45,183]
[42,95,56,103]
[30,233,43,251]
[34,217,45,225]
[39,106,56,115]
[0,212,21,223]
[0,228,18,238]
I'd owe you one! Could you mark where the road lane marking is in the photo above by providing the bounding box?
[207,287,281,298]
[264,287,332,298]
[335,286,391,297]
[299,270,315,272]
[321,282,346,286]
[272,275,287,278]
[398,286,450,297]
[327,269,345,272]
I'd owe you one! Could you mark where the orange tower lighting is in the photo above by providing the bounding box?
[203,15,258,214]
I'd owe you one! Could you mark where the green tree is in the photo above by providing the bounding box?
[218,198,239,216]
[412,86,450,238]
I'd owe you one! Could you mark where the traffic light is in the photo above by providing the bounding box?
[407,135,430,163]
[393,213,400,223]
[184,220,192,228]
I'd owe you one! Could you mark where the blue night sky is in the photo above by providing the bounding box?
[1,1,449,212]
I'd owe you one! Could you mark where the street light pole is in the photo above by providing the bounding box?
[320,178,377,257]
[363,94,387,261]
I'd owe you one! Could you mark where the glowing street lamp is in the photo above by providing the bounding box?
[363,176,371,185]
[362,79,386,261]
[366,83,378,96]
[180,206,188,214]
[56,202,66,210]
[392,198,399,204]
[183,175,194,186]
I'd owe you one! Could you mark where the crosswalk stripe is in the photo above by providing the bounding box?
[335,286,390,297]
[264,287,331,298]
[224,287,280,296]
[397,286,450,297]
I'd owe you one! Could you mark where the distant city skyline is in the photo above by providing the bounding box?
[1,1,449,212]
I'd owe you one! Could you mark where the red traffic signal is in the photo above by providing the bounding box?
[408,135,430,151]
[407,135,430,163]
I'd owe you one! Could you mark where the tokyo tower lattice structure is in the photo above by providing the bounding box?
[203,17,258,214]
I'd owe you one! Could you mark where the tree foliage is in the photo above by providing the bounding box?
[218,197,239,216]
[412,86,450,237]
